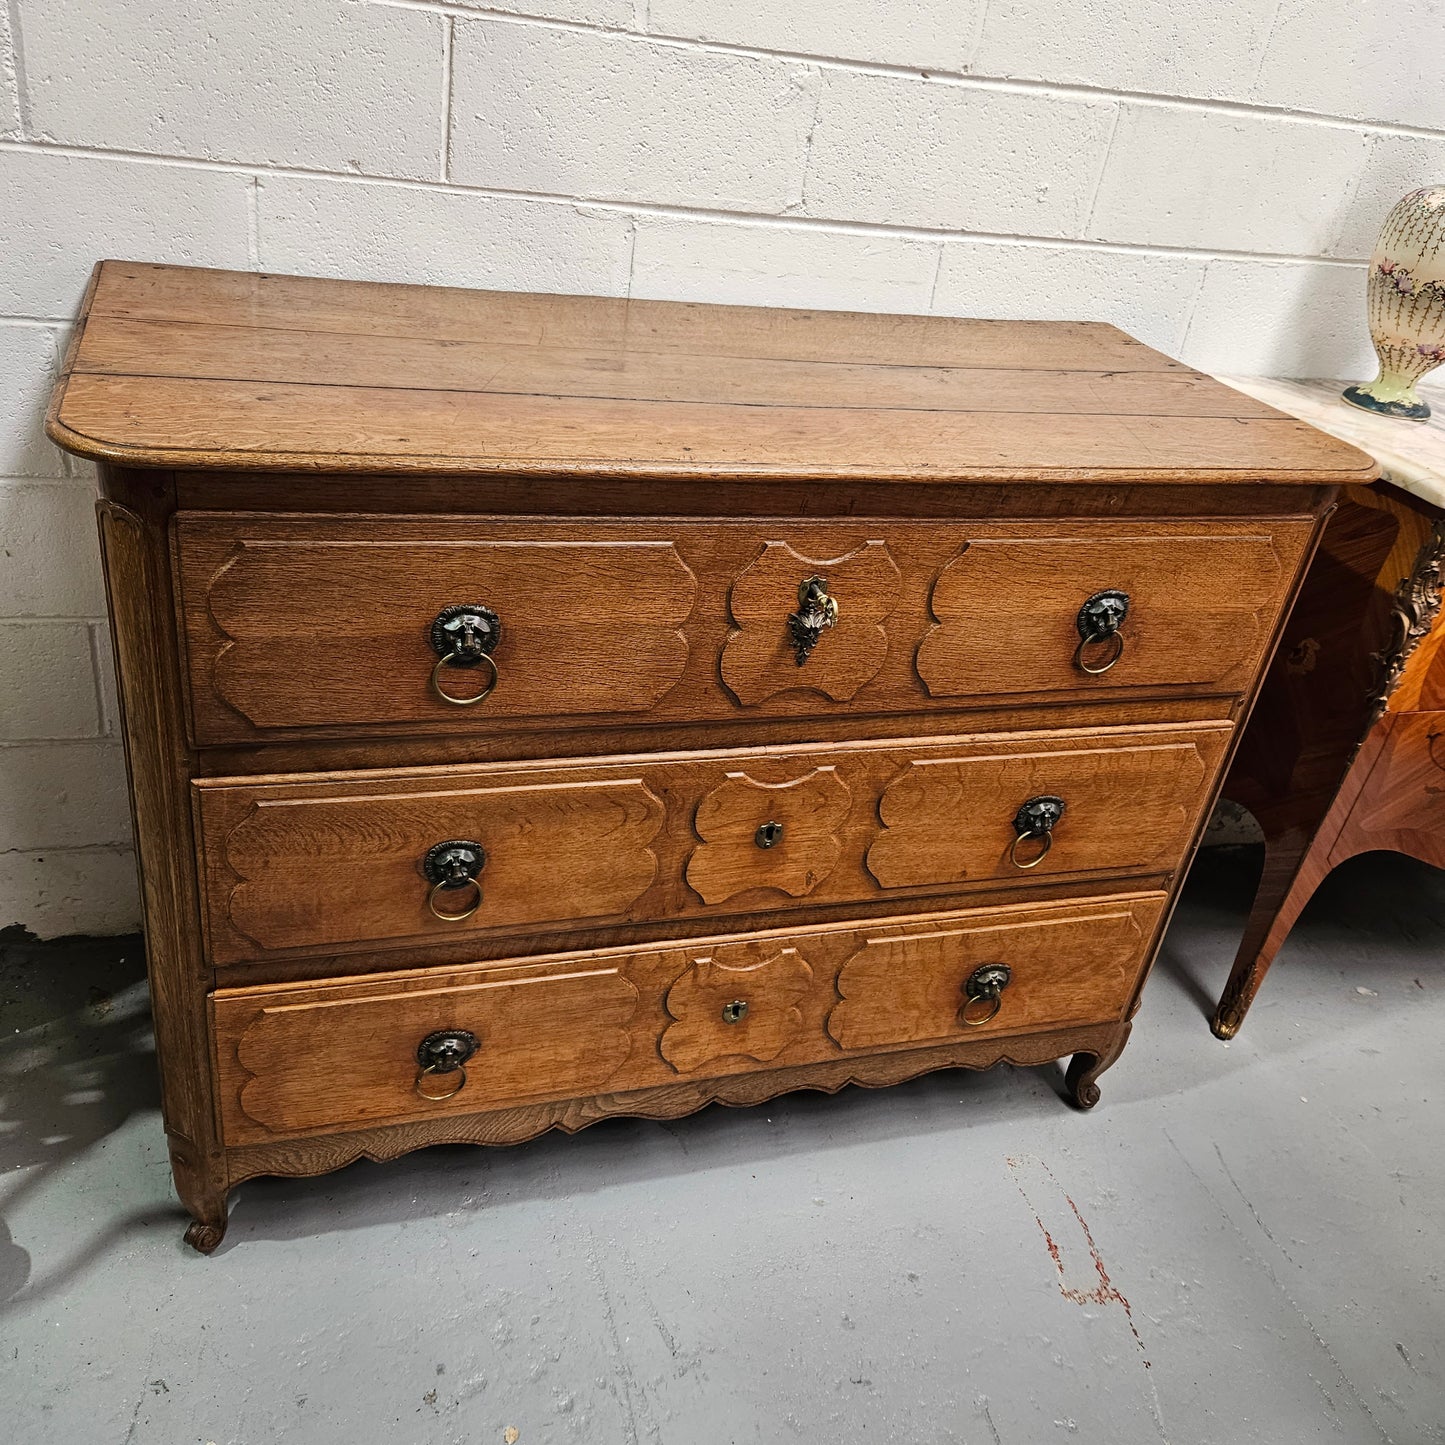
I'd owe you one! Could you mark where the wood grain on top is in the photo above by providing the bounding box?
[48,261,1377,484]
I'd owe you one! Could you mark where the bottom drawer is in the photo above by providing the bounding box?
[213,891,1167,1145]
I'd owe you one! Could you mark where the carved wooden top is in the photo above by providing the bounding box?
[48,261,1375,486]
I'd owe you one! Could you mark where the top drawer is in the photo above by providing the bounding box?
[173,514,1312,744]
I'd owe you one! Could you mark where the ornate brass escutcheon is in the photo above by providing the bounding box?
[754,819,785,849]
[787,575,839,666]
[721,1000,749,1024]
[960,963,1011,1027]
[1010,795,1065,870]
[414,1028,480,1100]
[1074,589,1130,674]
[422,839,486,921]
[428,603,502,705]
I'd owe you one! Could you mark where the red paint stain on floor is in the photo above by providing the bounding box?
[1006,1155,1151,1366]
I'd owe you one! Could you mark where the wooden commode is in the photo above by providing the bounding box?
[47,263,1374,1250]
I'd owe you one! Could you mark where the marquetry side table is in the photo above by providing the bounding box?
[1212,377,1445,1038]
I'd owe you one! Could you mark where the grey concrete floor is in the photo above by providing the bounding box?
[1,849,1442,1445]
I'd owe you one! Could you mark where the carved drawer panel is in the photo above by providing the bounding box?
[719,540,902,705]
[826,899,1160,1052]
[196,764,667,964]
[685,765,852,904]
[660,941,815,1074]
[865,728,1228,891]
[175,516,1309,746]
[195,725,1227,966]
[175,515,699,741]
[213,958,640,1145]
[916,529,1309,700]
[212,891,1168,1145]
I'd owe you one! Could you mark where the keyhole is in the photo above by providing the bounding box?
[722,1000,749,1024]
[755,820,784,849]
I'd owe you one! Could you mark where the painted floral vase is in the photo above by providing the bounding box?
[1344,184,1445,421]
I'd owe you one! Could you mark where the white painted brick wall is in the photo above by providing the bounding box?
[0,0,1439,934]
[450,24,820,210]
[650,0,981,72]
[1089,106,1371,256]
[256,175,636,293]
[932,241,1209,357]
[803,72,1118,234]
[0,3,20,140]
[22,1,446,177]
[631,216,941,311]
[1255,0,1445,132]
[970,0,1283,101]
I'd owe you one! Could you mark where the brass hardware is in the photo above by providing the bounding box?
[1074,589,1129,674]
[1367,518,1445,731]
[960,964,1011,1027]
[422,839,486,922]
[1010,795,1065,870]
[414,1029,480,1100]
[787,575,839,665]
[721,1000,749,1024]
[429,604,501,705]
[755,820,785,849]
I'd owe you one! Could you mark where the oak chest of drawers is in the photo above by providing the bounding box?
[47,262,1374,1250]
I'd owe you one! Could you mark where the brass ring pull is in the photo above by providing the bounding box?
[1074,589,1130,676]
[428,604,501,706]
[960,992,1004,1027]
[1073,629,1125,675]
[415,1061,469,1100]
[424,650,499,705]
[1009,795,1065,871]
[1009,828,1053,869]
[960,964,1011,1028]
[413,1029,480,1101]
[422,840,486,922]
[427,874,483,921]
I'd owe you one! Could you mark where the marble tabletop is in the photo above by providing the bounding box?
[1216,374,1445,512]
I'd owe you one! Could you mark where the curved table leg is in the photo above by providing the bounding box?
[1065,1022,1131,1109]
[1211,738,1382,1038]
[1211,833,1339,1039]
[171,1137,231,1254]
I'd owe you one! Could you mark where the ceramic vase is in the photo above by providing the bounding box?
[1343,184,1445,421]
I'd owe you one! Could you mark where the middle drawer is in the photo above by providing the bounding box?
[195,724,1228,966]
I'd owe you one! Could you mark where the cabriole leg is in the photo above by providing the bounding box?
[1065,1022,1131,1110]
[170,1137,230,1253]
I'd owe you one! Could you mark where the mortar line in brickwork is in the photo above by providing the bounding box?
[1081,104,1124,240]
[0,614,111,625]
[0,735,125,751]
[1251,0,1290,91]
[4,0,31,139]
[0,137,1375,271]
[1176,264,1216,359]
[245,177,260,268]
[623,215,639,299]
[924,243,947,312]
[0,473,102,490]
[440,14,456,183]
[371,0,1445,145]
